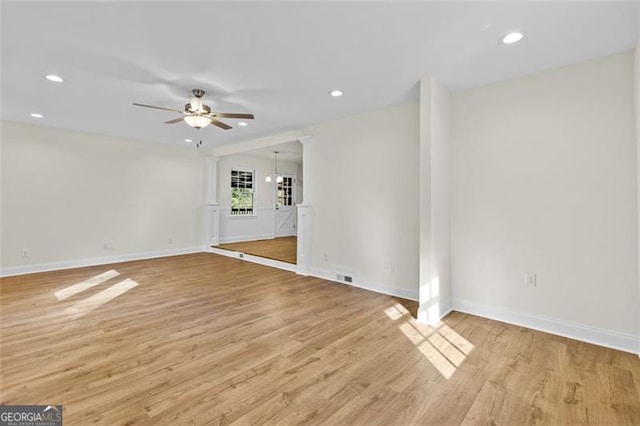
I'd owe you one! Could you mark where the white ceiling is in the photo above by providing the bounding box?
[1,2,638,150]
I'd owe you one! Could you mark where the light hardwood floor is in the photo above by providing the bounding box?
[1,253,639,425]
[216,236,297,264]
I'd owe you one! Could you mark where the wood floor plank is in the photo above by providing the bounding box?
[216,236,297,264]
[1,253,639,425]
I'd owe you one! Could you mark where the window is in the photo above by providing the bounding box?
[277,176,294,207]
[231,170,254,215]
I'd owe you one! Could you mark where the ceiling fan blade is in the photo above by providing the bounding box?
[214,113,255,119]
[132,103,183,113]
[210,119,232,130]
[164,117,184,124]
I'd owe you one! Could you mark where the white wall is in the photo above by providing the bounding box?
[451,51,638,350]
[307,103,420,300]
[216,153,298,243]
[418,77,452,324]
[635,37,640,354]
[1,121,205,275]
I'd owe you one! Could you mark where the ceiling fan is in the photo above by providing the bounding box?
[133,89,254,130]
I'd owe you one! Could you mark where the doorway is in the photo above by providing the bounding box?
[212,141,303,266]
[275,173,296,238]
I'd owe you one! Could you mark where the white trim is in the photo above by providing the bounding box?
[439,298,454,318]
[226,214,259,219]
[310,267,419,301]
[204,204,221,247]
[0,247,204,278]
[442,298,453,318]
[209,247,297,273]
[417,299,453,324]
[452,298,639,355]
[296,203,311,276]
[218,233,275,244]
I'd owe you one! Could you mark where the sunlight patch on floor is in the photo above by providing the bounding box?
[64,278,138,320]
[55,269,120,300]
[385,302,474,380]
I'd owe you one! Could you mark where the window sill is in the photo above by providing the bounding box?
[227,214,258,219]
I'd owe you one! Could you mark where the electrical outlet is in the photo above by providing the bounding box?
[21,249,29,258]
[103,242,114,250]
[384,264,394,273]
[525,272,536,287]
[323,253,328,262]
[168,237,173,245]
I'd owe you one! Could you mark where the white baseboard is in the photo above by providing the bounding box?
[441,298,453,318]
[452,298,639,355]
[0,247,205,278]
[310,267,419,301]
[209,247,297,273]
[218,233,275,244]
[417,297,453,325]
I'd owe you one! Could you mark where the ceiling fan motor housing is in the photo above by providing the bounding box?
[185,103,211,114]
[187,89,207,113]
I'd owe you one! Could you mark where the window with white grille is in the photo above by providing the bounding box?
[230,170,254,215]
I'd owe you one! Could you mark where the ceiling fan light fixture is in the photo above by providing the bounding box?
[133,88,253,131]
[238,121,248,127]
[184,115,211,129]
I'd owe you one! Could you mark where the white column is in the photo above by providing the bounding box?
[204,205,220,248]
[205,156,221,205]
[418,77,452,325]
[634,37,640,355]
[204,156,221,248]
[298,135,313,204]
[418,78,433,324]
[297,136,313,275]
[296,204,313,275]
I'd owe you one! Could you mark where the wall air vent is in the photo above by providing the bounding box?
[336,274,353,283]
[333,265,358,285]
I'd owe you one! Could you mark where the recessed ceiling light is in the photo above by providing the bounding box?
[30,113,44,118]
[238,122,248,127]
[329,89,343,97]
[500,32,524,45]
[184,139,192,142]
[45,74,64,83]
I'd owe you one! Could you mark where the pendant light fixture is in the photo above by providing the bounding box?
[265,151,283,183]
